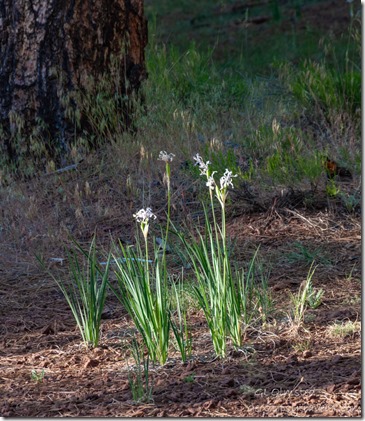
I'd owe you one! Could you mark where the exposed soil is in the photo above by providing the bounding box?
[0,201,361,417]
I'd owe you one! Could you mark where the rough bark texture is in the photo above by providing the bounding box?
[0,0,147,173]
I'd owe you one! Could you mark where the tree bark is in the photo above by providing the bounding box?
[0,0,147,175]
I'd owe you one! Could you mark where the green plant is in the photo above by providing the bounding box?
[128,338,153,402]
[328,320,360,338]
[239,385,258,396]
[339,191,361,213]
[288,54,360,119]
[112,152,183,365]
[287,242,330,266]
[288,262,318,325]
[275,20,360,178]
[326,179,340,197]
[292,340,311,353]
[183,374,195,383]
[145,41,247,112]
[345,264,360,283]
[112,210,171,365]
[176,157,234,356]
[31,369,45,383]
[169,277,199,312]
[306,282,324,310]
[171,279,193,363]
[263,125,323,187]
[176,155,268,357]
[237,256,273,326]
[38,237,111,348]
[204,148,243,180]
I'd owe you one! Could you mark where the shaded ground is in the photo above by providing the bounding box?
[145,0,355,71]
[0,204,361,417]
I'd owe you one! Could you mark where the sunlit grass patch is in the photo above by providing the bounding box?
[327,320,360,339]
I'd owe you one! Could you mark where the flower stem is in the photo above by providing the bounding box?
[163,162,171,270]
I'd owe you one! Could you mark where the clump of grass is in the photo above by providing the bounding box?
[289,59,360,119]
[38,237,111,348]
[242,258,273,325]
[277,19,361,174]
[281,15,361,119]
[327,320,360,338]
[288,262,322,325]
[128,338,153,403]
[292,340,312,353]
[259,121,324,188]
[145,40,247,112]
[287,242,330,266]
[171,279,193,363]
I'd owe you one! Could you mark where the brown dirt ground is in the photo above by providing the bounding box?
[0,195,361,416]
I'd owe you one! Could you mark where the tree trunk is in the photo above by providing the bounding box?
[0,0,147,176]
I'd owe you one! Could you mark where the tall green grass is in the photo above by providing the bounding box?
[38,237,111,348]
[128,338,153,402]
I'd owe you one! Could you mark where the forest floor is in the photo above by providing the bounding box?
[0,0,361,417]
[0,187,361,417]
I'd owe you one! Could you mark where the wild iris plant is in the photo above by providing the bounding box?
[158,151,175,266]
[38,237,111,348]
[112,151,186,365]
[158,151,191,362]
[47,149,267,362]
[178,154,250,357]
[112,204,172,365]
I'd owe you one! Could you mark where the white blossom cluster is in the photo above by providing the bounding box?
[193,153,237,194]
[219,169,237,191]
[206,172,217,190]
[193,153,210,176]
[133,207,157,224]
[158,151,175,162]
